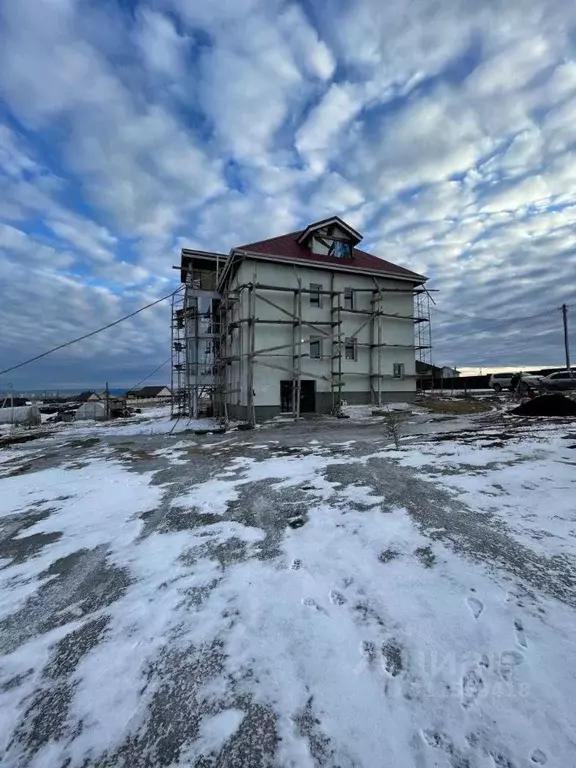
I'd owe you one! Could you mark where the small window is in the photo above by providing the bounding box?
[333,241,351,258]
[310,283,322,308]
[309,337,322,359]
[345,337,357,361]
[344,287,354,310]
[393,363,405,379]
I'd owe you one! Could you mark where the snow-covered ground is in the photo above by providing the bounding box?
[74,404,222,436]
[0,410,575,766]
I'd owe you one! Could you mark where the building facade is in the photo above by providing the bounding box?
[172,217,429,423]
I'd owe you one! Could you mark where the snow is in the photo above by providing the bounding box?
[2,419,576,765]
[190,709,246,756]
[386,426,576,558]
[0,458,162,622]
[342,402,425,421]
[73,406,220,436]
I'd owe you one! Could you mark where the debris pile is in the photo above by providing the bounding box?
[511,394,576,417]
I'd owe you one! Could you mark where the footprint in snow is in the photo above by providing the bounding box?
[462,668,484,708]
[328,589,346,606]
[422,730,470,766]
[499,650,524,681]
[422,730,453,751]
[290,558,302,570]
[466,597,484,619]
[381,639,404,677]
[514,618,527,648]
[360,640,377,664]
[530,748,547,764]
[301,597,328,616]
[491,751,518,767]
[479,653,490,669]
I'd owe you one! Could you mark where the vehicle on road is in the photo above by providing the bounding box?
[539,370,576,391]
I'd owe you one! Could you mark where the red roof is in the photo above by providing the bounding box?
[235,229,425,282]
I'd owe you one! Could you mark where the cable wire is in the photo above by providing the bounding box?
[127,357,171,393]
[440,308,559,344]
[431,304,561,324]
[0,287,182,377]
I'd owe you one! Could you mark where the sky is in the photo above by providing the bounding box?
[1,0,576,390]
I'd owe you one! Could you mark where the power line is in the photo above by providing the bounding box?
[439,307,559,344]
[431,304,561,324]
[0,287,182,377]
[127,357,171,393]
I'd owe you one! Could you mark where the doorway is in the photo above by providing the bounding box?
[280,380,316,414]
[299,380,316,413]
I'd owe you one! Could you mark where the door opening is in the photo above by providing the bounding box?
[280,380,316,413]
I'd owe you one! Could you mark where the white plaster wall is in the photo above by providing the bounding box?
[228,259,419,407]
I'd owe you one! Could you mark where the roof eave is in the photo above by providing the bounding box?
[180,249,228,283]
[229,249,427,284]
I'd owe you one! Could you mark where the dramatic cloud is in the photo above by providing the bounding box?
[1,0,576,390]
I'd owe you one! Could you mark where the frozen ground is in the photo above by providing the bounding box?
[1,406,576,767]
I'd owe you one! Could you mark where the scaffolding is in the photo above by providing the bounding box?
[171,259,222,420]
[415,290,433,392]
[173,253,433,424]
[170,290,187,419]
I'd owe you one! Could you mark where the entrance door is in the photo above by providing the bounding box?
[299,380,316,413]
[280,380,316,413]
[280,380,293,412]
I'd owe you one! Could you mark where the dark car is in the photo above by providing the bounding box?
[540,370,576,391]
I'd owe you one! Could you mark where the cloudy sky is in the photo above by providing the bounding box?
[1,0,576,389]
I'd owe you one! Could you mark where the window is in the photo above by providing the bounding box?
[393,363,405,379]
[344,287,354,310]
[309,337,322,359]
[310,283,322,308]
[332,241,351,258]
[345,337,357,361]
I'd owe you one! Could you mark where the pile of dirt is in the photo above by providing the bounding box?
[419,398,491,415]
[511,394,576,417]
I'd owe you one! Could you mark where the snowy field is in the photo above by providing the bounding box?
[0,407,575,766]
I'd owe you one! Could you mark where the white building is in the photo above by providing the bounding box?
[441,366,460,378]
[173,216,429,423]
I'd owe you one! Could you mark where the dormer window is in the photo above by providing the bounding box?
[298,216,362,260]
[310,233,352,258]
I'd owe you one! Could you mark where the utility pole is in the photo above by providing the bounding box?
[562,304,571,370]
[105,381,110,420]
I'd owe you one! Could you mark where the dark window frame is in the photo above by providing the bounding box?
[345,337,357,361]
[309,336,323,359]
[344,287,354,311]
[393,363,405,379]
[309,283,322,308]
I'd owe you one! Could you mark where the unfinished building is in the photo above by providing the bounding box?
[172,216,430,423]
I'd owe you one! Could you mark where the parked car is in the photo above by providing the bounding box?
[489,373,514,392]
[489,372,543,392]
[539,370,576,391]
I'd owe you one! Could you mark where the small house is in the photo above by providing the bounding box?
[127,386,172,400]
[75,392,101,403]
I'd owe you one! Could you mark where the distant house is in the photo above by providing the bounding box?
[127,386,172,400]
[416,362,460,381]
[416,361,444,380]
[75,392,101,403]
